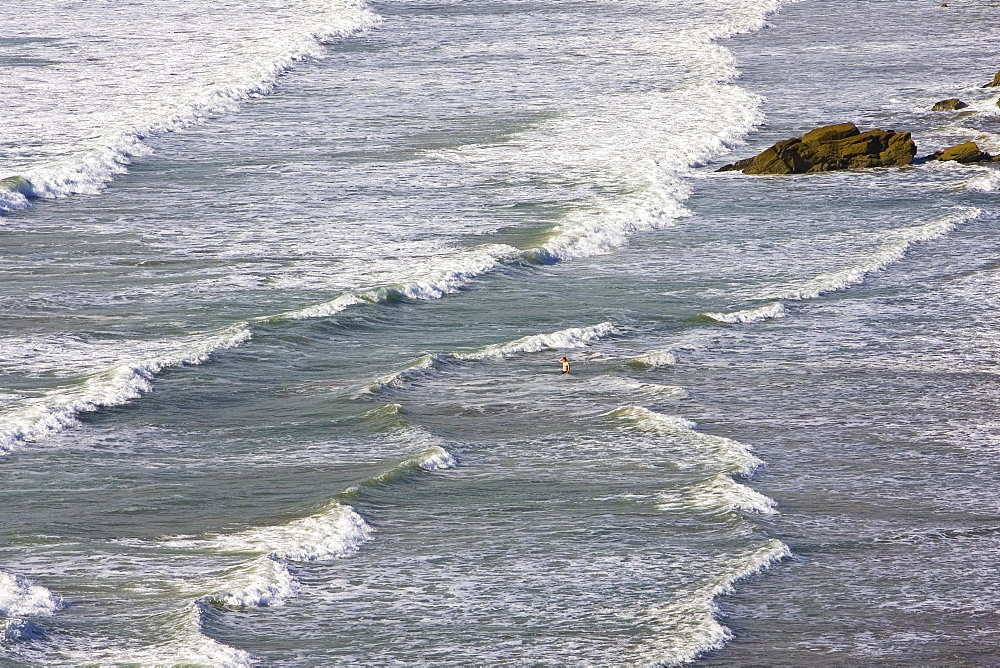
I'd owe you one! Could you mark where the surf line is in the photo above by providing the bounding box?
[611,405,790,664]
[353,322,619,398]
[700,206,982,325]
[0,323,252,454]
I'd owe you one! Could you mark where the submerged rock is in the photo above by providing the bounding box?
[932,98,968,111]
[924,141,998,163]
[718,122,916,175]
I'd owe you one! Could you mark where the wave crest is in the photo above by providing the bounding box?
[0,324,251,453]
[455,322,616,360]
[0,571,65,617]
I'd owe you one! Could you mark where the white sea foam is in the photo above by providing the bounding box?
[206,501,373,562]
[657,473,777,515]
[638,539,791,665]
[1,0,382,213]
[597,377,688,399]
[0,324,251,453]
[61,601,253,668]
[0,571,64,617]
[966,166,1000,193]
[704,301,787,324]
[613,406,763,476]
[281,244,519,320]
[416,445,459,472]
[208,556,301,609]
[761,208,981,301]
[454,322,617,360]
[628,351,678,369]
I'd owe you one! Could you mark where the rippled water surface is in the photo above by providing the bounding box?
[2,0,999,664]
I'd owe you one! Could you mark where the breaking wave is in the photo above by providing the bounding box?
[627,351,678,369]
[0,324,251,453]
[761,208,980,302]
[703,301,787,324]
[356,354,445,397]
[656,473,777,515]
[278,244,520,320]
[163,437,457,623]
[0,571,64,618]
[612,406,763,476]
[454,322,617,360]
[638,539,791,665]
[1,1,382,213]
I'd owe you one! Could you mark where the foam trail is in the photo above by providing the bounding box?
[638,539,791,666]
[279,244,519,321]
[762,207,981,301]
[454,322,616,360]
[612,406,762,476]
[595,377,688,400]
[0,324,251,453]
[2,1,382,213]
[703,301,787,324]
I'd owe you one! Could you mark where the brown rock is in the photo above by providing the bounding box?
[983,71,1000,88]
[718,123,917,175]
[932,98,968,111]
[928,141,991,163]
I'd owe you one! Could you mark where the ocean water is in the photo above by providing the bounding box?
[1,0,999,665]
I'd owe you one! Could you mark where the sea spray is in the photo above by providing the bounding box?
[0,571,64,618]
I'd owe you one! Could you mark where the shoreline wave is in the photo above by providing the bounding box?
[0,324,251,453]
[762,207,981,302]
[640,539,791,666]
[1,2,381,214]
[612,405,763,476]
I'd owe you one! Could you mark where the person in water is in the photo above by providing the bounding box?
[560,357,571,374]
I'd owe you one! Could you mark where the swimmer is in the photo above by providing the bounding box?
[560,357,570,374]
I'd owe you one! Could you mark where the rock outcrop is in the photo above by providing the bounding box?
[983,71,1000,88]
[924,141,999,163]
[932,98,968,111]
[718,123,917,175]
